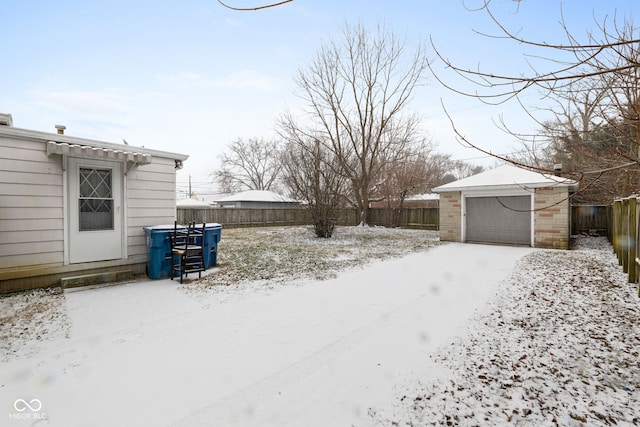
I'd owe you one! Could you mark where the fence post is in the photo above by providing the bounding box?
[607,205,612,242]
[636,197,640,295]
[613,200,622,263]
[629,197,637,283]
[623,199,629,273]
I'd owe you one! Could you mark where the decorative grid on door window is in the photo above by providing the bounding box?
[79,167,114,231]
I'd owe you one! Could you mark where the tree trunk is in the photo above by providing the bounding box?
[360,196,370,226]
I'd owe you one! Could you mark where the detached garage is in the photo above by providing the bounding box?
[433,165,579,249]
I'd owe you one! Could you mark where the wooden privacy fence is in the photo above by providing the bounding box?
[178,208,311,228]
[177,207,439,230]
[367,207,439,230]
[179,205,601,232]
[610,196,640,295]
[571,205,609,235]
[180,205,602,232]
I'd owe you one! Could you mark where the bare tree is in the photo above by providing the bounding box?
[437,158,485,184]
[518,79,638,203]
[280,134,349,238]
[213,137,282,193]
[431,1,640,198]
[282,22,430,225]
[480,13,640,203]
[432,3,640,105]
[375,143,452,227]
[449,160,485,180]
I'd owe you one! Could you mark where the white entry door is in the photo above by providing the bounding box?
[68,158,124,263]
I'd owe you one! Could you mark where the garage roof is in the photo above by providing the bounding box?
[433,164,579,192]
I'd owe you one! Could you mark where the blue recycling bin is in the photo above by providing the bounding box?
[195,223,223,268]
[144,224,185,279]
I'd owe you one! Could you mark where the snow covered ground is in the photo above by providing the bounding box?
[369,235,640,426]
[0,227,638,427]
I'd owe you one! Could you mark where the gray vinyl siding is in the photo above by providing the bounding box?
[125,157,178,260]
[0,135,64,270]
[1,126,185,290]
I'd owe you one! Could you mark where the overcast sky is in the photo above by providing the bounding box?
[2,0,638,198]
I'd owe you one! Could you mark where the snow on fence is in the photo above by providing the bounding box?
[610,197,640,294]
[176,207,439,230]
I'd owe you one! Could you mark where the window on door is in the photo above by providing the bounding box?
[79,167,114,231]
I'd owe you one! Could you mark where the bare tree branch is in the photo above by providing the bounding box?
[217,0,293,11]
[285,22,430,225]
[212,137,282,192]
[431,2,640,105]
[433,1,640,203]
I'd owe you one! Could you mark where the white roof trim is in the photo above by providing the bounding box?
[0,125,188,161]
[433,164,579,193]
[46,141,152,165]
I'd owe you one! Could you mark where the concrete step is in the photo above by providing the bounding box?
[61,270,134,289]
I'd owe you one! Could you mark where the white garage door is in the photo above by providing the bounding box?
[465,196,531,246]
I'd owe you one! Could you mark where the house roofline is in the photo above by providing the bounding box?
[0,124,189,161]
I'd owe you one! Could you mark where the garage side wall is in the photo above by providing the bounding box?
[534,187,570,249]
[438,191,461,242]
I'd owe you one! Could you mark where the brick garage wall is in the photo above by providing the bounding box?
[534,187,571,249]
[439,191,461,242]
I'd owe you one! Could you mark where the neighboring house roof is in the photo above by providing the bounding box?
[216,190,298,203]
[407,193,440,201]
[176,197,212,207]
[200,193,231,205]
[433,164,579,192]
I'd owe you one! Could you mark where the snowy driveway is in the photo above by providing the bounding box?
[1,243,534,427]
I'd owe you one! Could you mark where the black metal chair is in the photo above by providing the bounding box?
[170,221,206,283]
